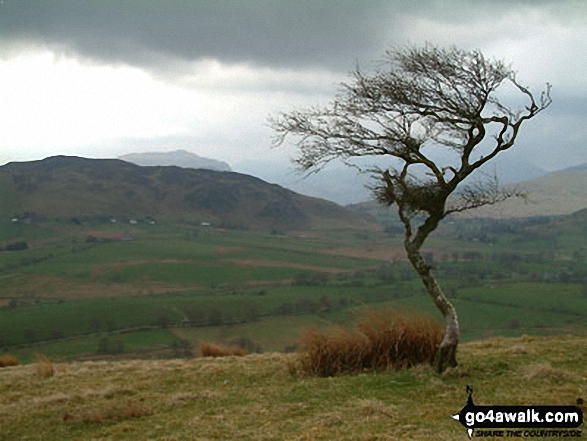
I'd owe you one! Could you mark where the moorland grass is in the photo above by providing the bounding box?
[0,335,584,440]
[34,355,55,378]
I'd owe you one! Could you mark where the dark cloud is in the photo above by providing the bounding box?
[2,0,582,73]
[0,0,413,71]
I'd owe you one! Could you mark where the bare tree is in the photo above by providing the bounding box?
[270,45,551,373]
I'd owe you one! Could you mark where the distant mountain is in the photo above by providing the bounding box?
[238,163,372,206]
[119,150,232,172]
[237,156,548,206]
[558,163,587,174]
[348,165,587,220]
[471,156,548,185]
[0,156,374,231]
[464,165,587,218]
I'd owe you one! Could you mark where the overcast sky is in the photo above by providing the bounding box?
[0,0,585,176]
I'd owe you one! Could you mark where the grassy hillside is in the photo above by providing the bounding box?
[0,335,585,440]
[0,156,373,231]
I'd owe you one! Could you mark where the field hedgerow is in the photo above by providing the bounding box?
[298,308,444,376]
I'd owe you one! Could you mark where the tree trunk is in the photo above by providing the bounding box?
[405,244,459,373]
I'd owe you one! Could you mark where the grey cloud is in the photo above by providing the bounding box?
[2,0,583,76]
[0,0,410,71]
[5,0,575,72]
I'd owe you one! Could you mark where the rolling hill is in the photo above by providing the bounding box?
[0,156,373,230]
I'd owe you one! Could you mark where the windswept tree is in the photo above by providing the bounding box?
[271,45,551,372]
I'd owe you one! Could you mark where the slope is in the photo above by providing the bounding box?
[459,165,587,218]
[0,156,373,230]
[0,335,585,440]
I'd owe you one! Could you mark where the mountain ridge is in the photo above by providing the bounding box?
[0,156,373,230]
[347,165,587,220]
[238,156,552,206]
[466,165,587,218]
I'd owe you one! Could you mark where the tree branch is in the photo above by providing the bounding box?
[446,175,527,215]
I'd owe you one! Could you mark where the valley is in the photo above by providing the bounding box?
[1,186,585,363]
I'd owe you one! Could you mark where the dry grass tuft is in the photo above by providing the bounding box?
[0,355,20,368]
[507,344,530,355]
[313,411,345,428]
[299,308,444,376]
[33,392,70,406]
[356,398,396,418]
[34,355,55,378]
[441,366,470,379]
[200,342,247,358]
[522,362,578,382]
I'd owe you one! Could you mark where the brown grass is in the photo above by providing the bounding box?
[200,342,248,357]
[34,355,55,378]
[0,355,20,368]
[522,362,579,382]
[63,400,152,425]
[298,308,444,376]
[0,335,585,440]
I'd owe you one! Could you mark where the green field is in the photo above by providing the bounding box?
[1,212,586,363]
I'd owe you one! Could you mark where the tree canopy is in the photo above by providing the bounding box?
[272,45,551,219]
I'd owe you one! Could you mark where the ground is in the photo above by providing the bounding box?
[0,335,585,440]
